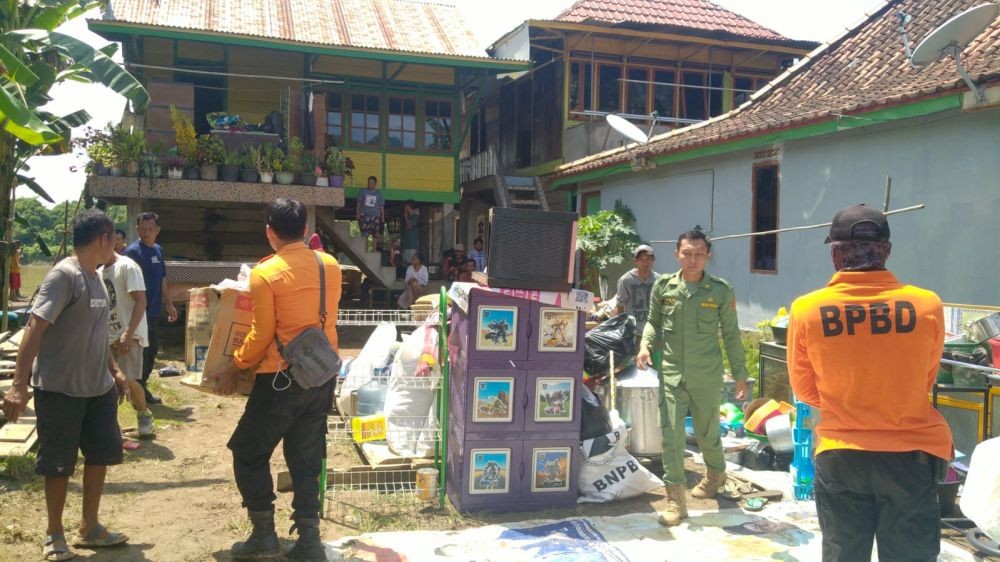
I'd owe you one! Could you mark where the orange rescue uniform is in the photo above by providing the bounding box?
[788,270,952,460]
[234,242,342,374]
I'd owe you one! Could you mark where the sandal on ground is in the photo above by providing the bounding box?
[42,534,76,561]
[72,523,128,547]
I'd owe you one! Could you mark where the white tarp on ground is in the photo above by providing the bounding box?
[324,503,977,561]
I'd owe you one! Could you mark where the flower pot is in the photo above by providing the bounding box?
[274,171,295,185]
[200,164,219,181]
[125,160,140,176]
[316,176,329,187]
[167,167,184,180]
[111,167,125,177]
[299,173,317,186]
[219,164,240,182]
[260,172,274,184]
[329,175,345,187]
[151,163,163,178]
[239,168,259,183]
[182,166,200,180]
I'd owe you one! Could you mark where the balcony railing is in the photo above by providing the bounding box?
[86,176,345,208]
[459,147,497,184]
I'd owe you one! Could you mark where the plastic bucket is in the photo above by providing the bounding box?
[415,468,439,501]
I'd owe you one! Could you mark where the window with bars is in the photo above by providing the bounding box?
[387,96,417,150]
[424,99,452,151]
[325,92,343,147]
[350,94,381,146]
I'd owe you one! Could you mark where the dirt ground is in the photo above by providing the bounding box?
[0,326,729,561]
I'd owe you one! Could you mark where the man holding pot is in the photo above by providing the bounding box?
[636,228,748,527]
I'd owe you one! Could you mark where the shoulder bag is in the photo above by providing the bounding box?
[273,252,341,390]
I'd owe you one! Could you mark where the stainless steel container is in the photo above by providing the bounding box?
[604,367,663,456]
[969,312,1000,343]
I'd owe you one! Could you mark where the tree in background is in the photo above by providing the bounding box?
[14,197,125,263]
[576,200,641,299]
[0,0,148,327]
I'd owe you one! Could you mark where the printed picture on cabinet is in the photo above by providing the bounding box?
[469,448,511,495]
[538,307,577,352]
[531,447,571,492]
[476,305,518,351]
[473,377,514,423]
[535,378,574,422]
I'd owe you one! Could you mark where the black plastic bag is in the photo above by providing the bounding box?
[580,386,613,440]
[584,313,637,377]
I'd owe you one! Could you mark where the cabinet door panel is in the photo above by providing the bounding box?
[528,302,585,363]
[523,370,581,434]
[465,368,525,433]
[466,293,530,362]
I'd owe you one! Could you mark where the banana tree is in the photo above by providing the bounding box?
[1,0,149,329]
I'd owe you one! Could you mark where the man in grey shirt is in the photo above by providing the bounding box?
[616,244,660,342]
[2,210,130,559]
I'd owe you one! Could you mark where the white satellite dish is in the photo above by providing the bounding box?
[606,114,649,144]
[908,3,999,102]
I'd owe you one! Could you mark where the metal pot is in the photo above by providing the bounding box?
[968,312,1000,343]
[603,366,662,456]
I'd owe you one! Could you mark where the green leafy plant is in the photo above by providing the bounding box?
[220,146,243,166]
[109,123,146,167]
[324,146,354,176]
[285,137,304,172]
[195,134,225,166]
[576,199,641,297]
[300,152,318,175]
[243,144,262,171]
[258,143,280,173]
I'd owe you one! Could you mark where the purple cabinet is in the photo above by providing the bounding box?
[447,438,579,512]
[447,289,584,513]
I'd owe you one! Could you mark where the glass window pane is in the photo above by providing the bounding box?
[598,65,621,113]
[402,132,415,148]
[653,70,675,117]
[328,93,341,108]
[403,115,415,131]
[709,73,723,117]
[424,132,435,148]
[583,64,593,111]
[388,114,401,129]
[366,114,379,128]
[441,102,451,118]
[404,99,416,114]
[682,72,706,120]
[389,97,401,113]
[352,95,365,111]
[351,127,365,144]
[627,67,648,115]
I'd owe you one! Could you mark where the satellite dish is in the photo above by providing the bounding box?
[911,3,999,66]
[606,114,649,144]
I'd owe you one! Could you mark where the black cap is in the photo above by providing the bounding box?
[825,204,890,243]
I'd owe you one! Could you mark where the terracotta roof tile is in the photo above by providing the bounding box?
[556,0,788,41]
[553,0,1000,180]
[102,0,488,59]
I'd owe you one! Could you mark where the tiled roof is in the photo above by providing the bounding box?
[101,0,488,60]
[552,0,1000,181]
[555,0,787,41]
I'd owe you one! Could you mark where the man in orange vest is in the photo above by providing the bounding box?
[788,204,953,561]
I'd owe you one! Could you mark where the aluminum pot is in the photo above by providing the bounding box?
[969,312,1000,343]
[603,366,662,456]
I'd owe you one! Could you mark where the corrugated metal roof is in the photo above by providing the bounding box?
[102,0,490,60]
[552,0,1000,180]
[555,0,788,41]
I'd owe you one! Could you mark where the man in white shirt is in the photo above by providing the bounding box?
[100,251,153,436]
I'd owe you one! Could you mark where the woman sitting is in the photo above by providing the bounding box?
[397,252,429,309]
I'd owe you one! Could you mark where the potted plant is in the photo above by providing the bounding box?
[141,152,162,178]
[299,152,318,186]
[257,143,277,183]
[219,146,242,182]
[324,146,354,187]
[171,106,199,179]
[75,125,114,176]
[286,137,304,183]
[240,144,260,183]
[196,134,225,181]
[110,124,146,176]
[273,150,294,185]
[161,153,186,179]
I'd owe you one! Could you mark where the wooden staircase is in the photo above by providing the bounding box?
[315,209,401,290]
[494,176,549,210]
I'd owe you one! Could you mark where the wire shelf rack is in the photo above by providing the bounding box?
[337,308,440,326]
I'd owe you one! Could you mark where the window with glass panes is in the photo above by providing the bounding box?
[387,97,417,149]
[325,92,343,147]
[569,61,593,114]
[597,64,621,113]
[350,94,381,146]
[424,99,452,151]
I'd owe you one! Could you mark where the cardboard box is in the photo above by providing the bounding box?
[181,288,256,395]
[185,287,219,374]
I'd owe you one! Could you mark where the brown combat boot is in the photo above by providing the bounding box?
[657,484,688,526]
[691,469,727,499]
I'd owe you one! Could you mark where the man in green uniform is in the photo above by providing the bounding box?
[636,228,749,526]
